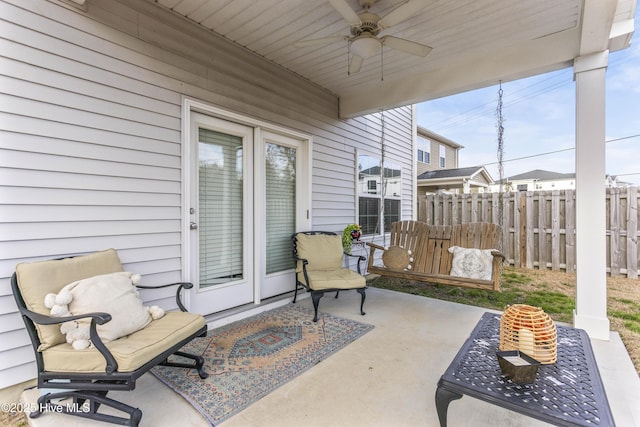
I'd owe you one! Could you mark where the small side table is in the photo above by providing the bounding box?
[435,312,615,427]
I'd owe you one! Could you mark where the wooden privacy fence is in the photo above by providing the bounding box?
[418,187,639,278]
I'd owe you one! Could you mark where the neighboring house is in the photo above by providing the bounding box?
[492,169,576,192]
[488,169,631,192]
[416,127,463,175]
[417,166,494,195]
[605,175,633,188]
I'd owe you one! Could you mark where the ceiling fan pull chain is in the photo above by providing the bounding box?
[381,108,387,245]
[381,45,384,81]
[348,40,352,76]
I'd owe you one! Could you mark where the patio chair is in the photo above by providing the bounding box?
[292,231,367,322]
[11,248,208,426]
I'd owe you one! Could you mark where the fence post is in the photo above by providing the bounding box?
[538,191,548,269]
[524,191,534,268]
[502,192,511,266]
[627,187,638,278]
[565,190,576,272]
[551,190,561,270]
[610,187,621,276]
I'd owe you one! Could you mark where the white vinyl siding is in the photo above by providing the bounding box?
[0,0,415,389]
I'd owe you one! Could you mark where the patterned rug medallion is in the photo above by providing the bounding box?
[150,303,374,425]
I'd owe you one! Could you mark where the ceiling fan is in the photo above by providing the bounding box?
[294,0,434,75]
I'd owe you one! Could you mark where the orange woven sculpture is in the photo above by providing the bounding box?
[499,304,557,364]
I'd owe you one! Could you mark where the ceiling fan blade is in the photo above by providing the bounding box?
[381,36,432,57]
[294,35,346,48]
[349,54,364,74]
[378,0,433,29]
[328,0,361,26]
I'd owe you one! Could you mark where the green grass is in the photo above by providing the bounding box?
[369,270,576,323]
[370,269,640,335]
[608,297,640,333]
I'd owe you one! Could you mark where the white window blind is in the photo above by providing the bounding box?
[198,128,244,287]
[265,143,296,274]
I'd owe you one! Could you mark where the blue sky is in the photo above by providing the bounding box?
[416,18,640,186]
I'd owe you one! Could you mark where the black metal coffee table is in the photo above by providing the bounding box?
[435,312,615,426]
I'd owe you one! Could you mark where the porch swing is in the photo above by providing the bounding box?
[366,87,506,291]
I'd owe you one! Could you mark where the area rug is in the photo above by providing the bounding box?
[150,303,374,425]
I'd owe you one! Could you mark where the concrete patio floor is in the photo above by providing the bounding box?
[22,287,640,426]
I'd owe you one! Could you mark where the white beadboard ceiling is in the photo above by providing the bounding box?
[149,0,636,117]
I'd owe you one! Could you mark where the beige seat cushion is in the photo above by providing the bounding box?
[301,269,366,291]
[15,249,124,350]
[41,311,205,373]
[295,234,343,271]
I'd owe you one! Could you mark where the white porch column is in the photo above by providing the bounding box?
[573,51,610,340]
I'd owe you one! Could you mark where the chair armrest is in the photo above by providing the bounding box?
[20,306,111,326]
[490,250,505,261]
[344,252,367,275]
[365,242,385,271]
[19,308,119,374]
[292,256,310,289]
[136,282,194,312]
[292,255,309,269]
[366,242,385,250]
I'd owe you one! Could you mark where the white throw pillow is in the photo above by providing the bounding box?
[448,246,494,280]
[55,272,153,345]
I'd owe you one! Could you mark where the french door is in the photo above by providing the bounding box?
[258,131,306,299]
[186,111,309,315]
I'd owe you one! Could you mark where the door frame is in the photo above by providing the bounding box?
[180,97,312,310]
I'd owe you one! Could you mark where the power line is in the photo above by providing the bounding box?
[483,147,573,166]
[428,71,573,132]
[426,53,634,134]
[481,134,640,181]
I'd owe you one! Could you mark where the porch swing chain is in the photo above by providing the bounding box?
[496,82,505,281]
[381,108,387,248]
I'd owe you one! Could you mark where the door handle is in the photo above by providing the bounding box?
[190,222,198,230]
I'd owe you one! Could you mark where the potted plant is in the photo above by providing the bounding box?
[342,224,362,254]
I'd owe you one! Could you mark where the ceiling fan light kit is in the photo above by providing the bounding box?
[350,35,382,58]
[296,0,434,75]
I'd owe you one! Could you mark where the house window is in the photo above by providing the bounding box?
[517,184,528,191]
[367,179,377,193]
[439,145,446,168]
[358,154,401,235]
[418,136,430,163]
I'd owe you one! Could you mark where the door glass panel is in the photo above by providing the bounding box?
[198,128,244,288]
[265,143,296,274]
